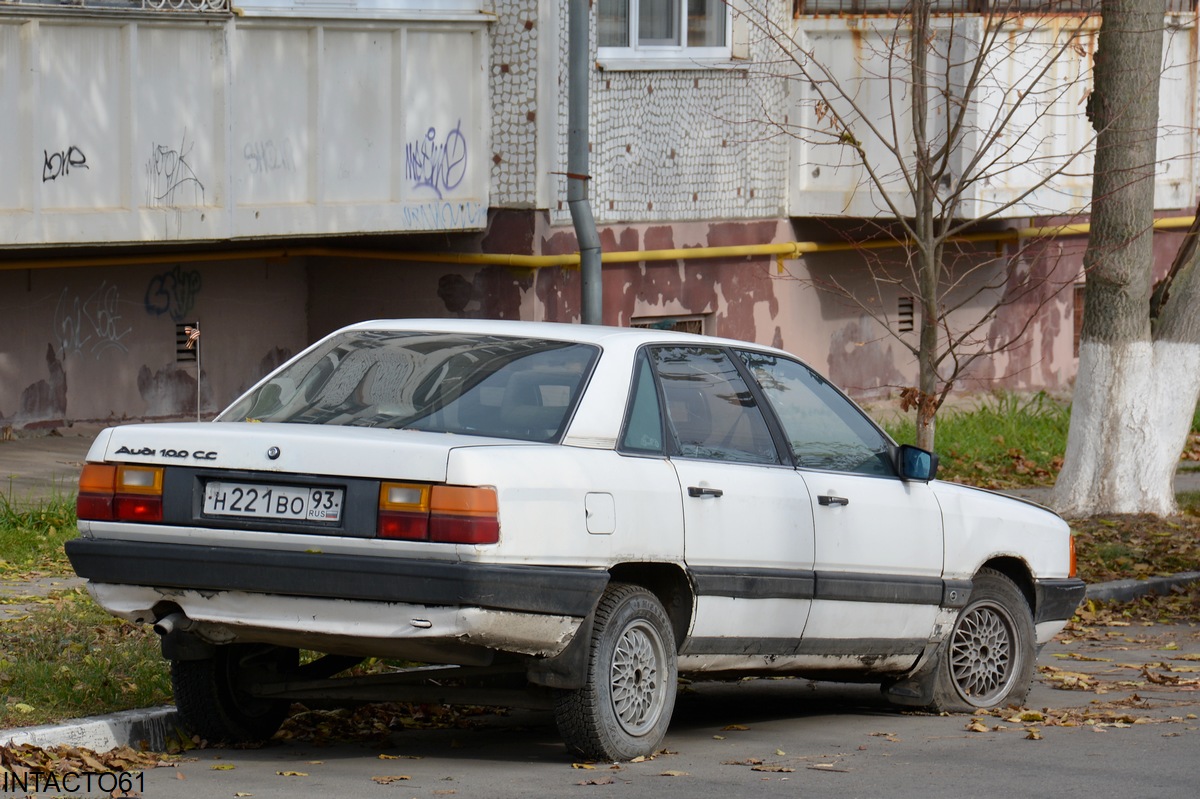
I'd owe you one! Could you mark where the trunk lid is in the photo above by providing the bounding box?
[92,421,524,483]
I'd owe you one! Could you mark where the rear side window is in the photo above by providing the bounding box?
[621,353,666,454]
[219,331,598,443]
[649,346,780,465]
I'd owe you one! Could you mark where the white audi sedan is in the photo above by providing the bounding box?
[67,319,1084,761]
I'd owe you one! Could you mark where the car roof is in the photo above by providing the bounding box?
[342,318,788,355]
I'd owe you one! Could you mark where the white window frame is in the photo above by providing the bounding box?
[597,0,739,71]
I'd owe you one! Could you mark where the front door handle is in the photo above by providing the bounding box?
[818,494,849,507]
[688,486,724,498]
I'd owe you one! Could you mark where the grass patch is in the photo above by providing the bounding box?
[0,498,173,728]
[881,392,1071,488]
[0,588,171,728]
[0,495,76,577]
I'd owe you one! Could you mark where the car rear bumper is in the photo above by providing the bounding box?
[66,537,609,618]
[86,582,582,660]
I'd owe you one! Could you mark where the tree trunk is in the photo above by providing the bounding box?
[912,0,940,454]
[1051,0,1193,517]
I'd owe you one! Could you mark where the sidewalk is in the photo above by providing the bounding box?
[0,424,104,508]
[0,426,1198,752]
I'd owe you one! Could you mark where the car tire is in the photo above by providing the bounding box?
[929,568,1035,712]
[171,643,297,744]
[554,584,678,761]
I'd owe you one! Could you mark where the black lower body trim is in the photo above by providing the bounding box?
[681,636,926,657]
[66,538,608,618]
[688,566,948,606]
[1034,577,1087,623]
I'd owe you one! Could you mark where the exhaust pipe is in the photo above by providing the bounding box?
[153,612,193,637]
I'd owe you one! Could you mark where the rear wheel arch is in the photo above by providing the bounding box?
[607,562,693,649]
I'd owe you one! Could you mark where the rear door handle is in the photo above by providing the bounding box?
[688,486,724,498]
[818,494,849,507]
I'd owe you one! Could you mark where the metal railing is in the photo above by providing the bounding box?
[794,1,1197,15]
[0,0,231,13]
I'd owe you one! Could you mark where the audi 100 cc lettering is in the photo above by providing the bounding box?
[67,320,1084,761]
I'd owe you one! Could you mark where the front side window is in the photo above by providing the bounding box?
[650,346,779,465]
[599,0,729,60]
[219,331,598,443]
[739,350,895,476]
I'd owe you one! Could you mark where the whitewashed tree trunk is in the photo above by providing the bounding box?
[1054,341,1200,516]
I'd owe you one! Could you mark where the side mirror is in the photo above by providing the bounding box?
[898,445,939,482]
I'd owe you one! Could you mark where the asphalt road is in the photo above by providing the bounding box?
[129,623,1199,799]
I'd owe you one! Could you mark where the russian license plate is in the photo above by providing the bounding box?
[203,481,343,522]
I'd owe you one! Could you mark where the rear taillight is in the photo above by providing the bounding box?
[77,463,164,523]
[429,486,500,544]
[1069,534,1077,578]
[377,483,498,545]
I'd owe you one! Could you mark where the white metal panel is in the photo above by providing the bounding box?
[0,23,29,214]
[1156,18,1199,210]
[400,28,487,207]
[322,28,394,203]
[231,26,314,207]
[1,14,489,247]
[37,24,125,212]
[136,25,224,212]
[789,15,1197,220]
[964,18,1097,219]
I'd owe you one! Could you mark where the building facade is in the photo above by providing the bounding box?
[1,0,1196,429]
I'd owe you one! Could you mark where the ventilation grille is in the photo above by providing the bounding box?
[897,297,915,334]
[176,322,199,363]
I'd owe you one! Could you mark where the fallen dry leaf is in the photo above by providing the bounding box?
[660,770,689,777]
[577,776,615,786]
[371,775,411,784]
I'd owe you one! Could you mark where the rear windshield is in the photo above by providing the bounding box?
[218,331,599,443]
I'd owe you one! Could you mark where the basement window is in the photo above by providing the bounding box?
[631,315,708,335]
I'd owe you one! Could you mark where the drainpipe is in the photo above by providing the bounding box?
[568,0,603,325]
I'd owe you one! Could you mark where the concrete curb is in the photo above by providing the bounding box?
[0,706,180,752]
[2,573,1199,754]
[1084,571,1200,603]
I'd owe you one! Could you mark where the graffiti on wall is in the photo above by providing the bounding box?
[243,138,296,175]
[146,132,205,207]
[42,146,89,182]
[402,200,485,231]
[144,265,202,323]
[54,282,132,360]
[405,122,467,199]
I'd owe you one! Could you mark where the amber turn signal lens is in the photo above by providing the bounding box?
[78,464,117,494]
